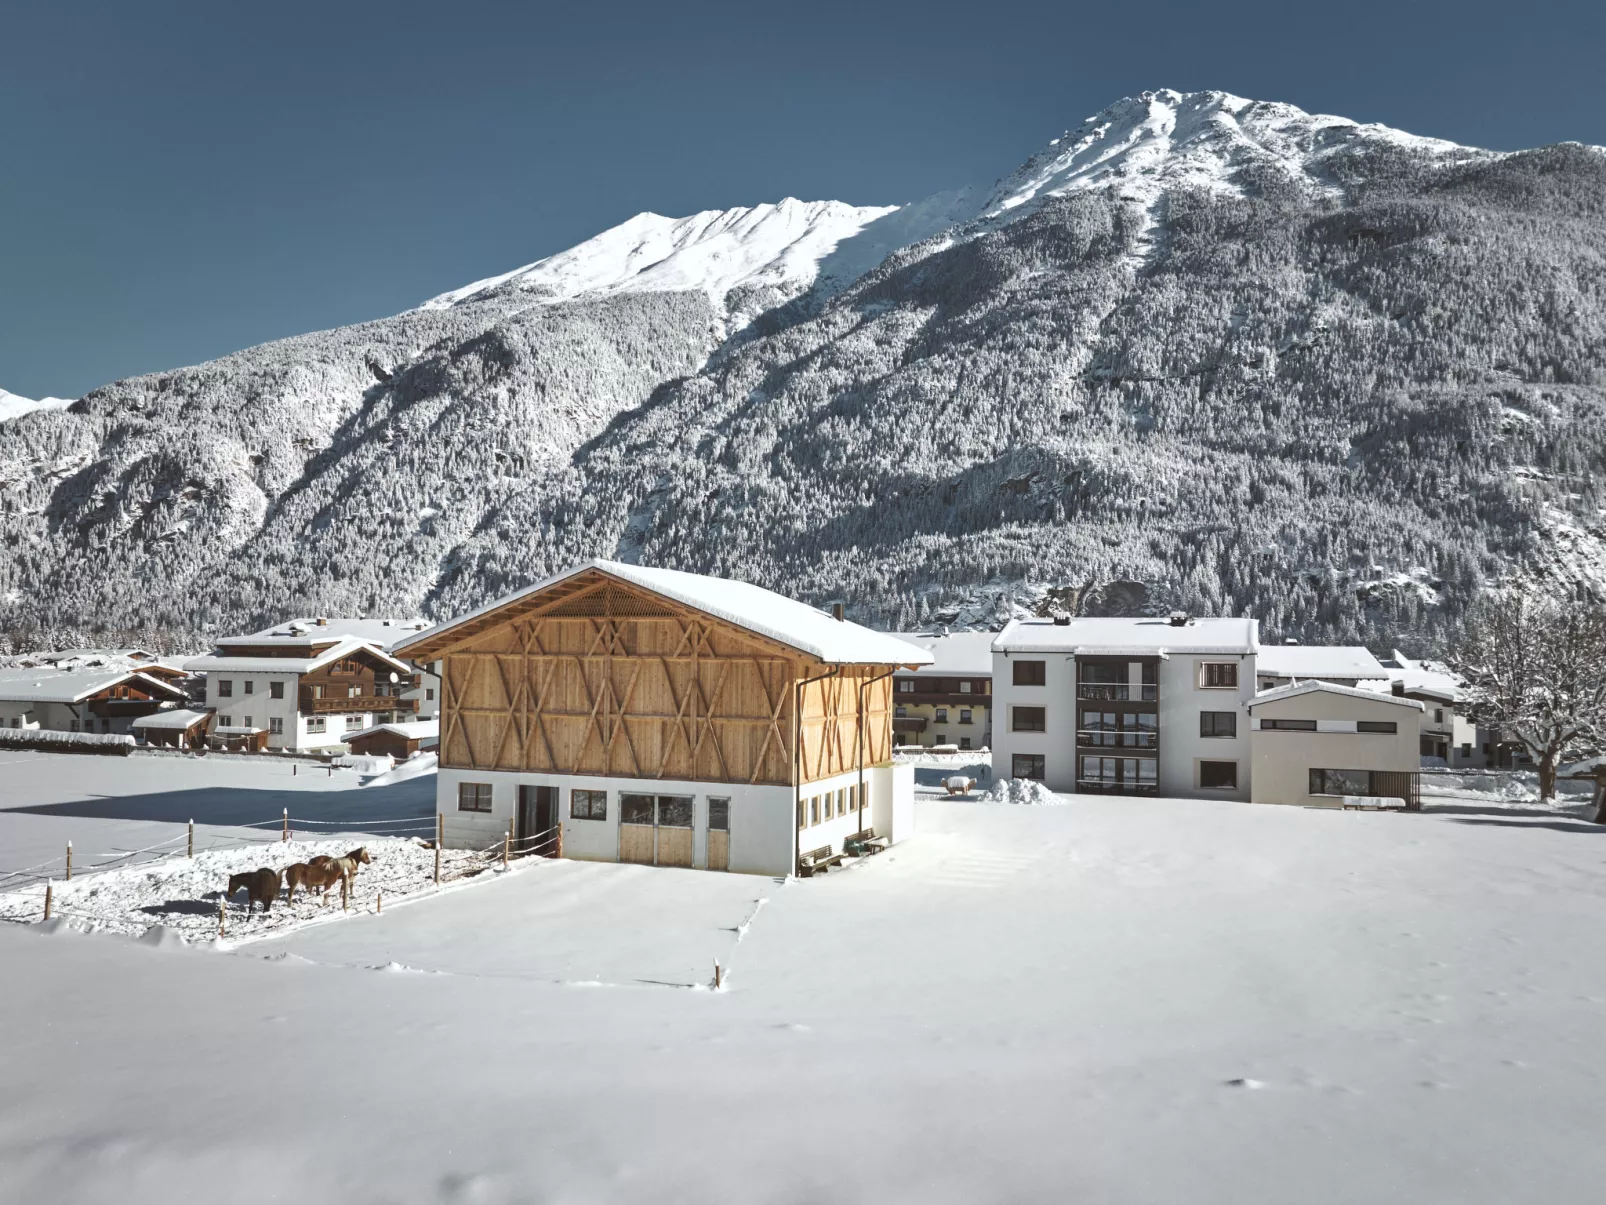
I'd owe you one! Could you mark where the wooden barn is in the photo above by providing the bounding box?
[346,719,439,760]
[392,560,930,876]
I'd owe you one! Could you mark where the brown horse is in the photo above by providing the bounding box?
[304,847,371,902]
[226,867,282,914]
[283,862,310,903]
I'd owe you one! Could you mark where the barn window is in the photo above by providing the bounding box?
[621,794,655,826]
[571,789,607,820]
[458,782,493,812]
[708,797,730,831]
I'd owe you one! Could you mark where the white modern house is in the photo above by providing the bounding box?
[990,614,1259,799]
[1248,682,1424,807]
[1255,644,1390,690]
[185,617,426,751]
[1380,651,1480,766]
[391,559,929,876]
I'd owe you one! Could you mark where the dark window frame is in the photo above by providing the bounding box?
[457,781,493,812]
[1013,660,1046,687]
[217,679,233,698]
[570,789,607,821]
[1357,720,1398,734]
[1309,768,1374,797]
[1199,760,1238,790]
[269,680,284,699]
[1012,706,1046,733]
[1012,753,1046,781]
[1200,662,1239,689]
[1261,718,1317,731]
[1200,710,1237,739]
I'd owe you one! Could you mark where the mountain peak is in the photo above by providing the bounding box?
[981,88,1481,220]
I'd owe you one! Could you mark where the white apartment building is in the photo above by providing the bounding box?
[991,614,1258,799]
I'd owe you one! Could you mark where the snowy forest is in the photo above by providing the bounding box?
[2,106,1604,654]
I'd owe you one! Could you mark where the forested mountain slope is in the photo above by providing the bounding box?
[3,90,1603,650]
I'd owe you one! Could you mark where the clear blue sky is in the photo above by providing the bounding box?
[4,0,1603,400]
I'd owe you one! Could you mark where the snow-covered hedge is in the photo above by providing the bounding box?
[983,777,1063,806]
[0,728,135,756]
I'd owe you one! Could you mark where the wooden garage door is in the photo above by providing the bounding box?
[618,794,695,867]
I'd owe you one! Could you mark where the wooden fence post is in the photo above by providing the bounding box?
[555,821,562,860]
[503,824,510,869]
[714,960,722,990]
[218,896,225,937]
[376,890,382,915]
[341,874,348,913]
[293,764,297,776]
[282,808,289,843]
[434,813,442,884]
[43,882,52,921]
[65,841,72,881]
[187,819,194,859]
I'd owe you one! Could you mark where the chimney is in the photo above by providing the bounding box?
[830,602,845,622]
[1052,614,1071,626]
[1168,611,1189,627]
[1391,680,1405,697]
[316,617,329,627]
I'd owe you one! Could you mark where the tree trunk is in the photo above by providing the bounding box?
[1592,775,1606,825]
[1538,751,1558,801]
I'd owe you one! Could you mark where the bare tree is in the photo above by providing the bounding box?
[1451,593,1606,802]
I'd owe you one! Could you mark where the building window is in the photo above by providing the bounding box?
[708,797,730,832]
[960,708,973,724]
[313,685,324,699]
[1434,709,1444,724]
[810,795,820,825]
[894,705,908,717]
[1460,743,1472,758]
[1199,711,1237,739]
[458,782,493,812]
[270,681,284,699]
[1261,718,1316,731]
[960,736,972,750]
[959,680,972,693]
[1012,753,1046,781]
[897,680,915,693]
[426,687,435,701]
[243,680,254,695]
[306,717,326,733]
[269,717,283,735]
[1199,760,1238,790]
[935,707,948,723]
[1013,660,1046,686]
[1012,706,1046,733]
[934,733,946,745]
[1200,662,1238,689]
[348,685,361,699]
[1309,768,1373,797]
[571,789,607,820]
[217,680,233,698]
[1357,721,1398,734]
[242,715,253,729]
[797,798,807,830]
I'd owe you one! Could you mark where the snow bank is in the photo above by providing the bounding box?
[0,728,133,755]
[364,751,437,788]
[0,835,516,943]
[982,777,1064,806]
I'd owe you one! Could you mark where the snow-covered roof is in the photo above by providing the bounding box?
[1248,681,1425,711]
[0,665,188,704]
[215,617,432,651]
[992,616,1259,657]
[1256,645,1389,681]
[347,719,440,743]
[131,708,215,731]
[212,725,265,735]
[393,560,933,667]
[1380,651,1463,702]
[893,631,997,676]
[185,637,415,676]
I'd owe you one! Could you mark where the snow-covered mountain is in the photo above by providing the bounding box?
[0,389,73,425]
[3,89,1604,651]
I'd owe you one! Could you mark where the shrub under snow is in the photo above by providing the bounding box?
[982,777,1063,806]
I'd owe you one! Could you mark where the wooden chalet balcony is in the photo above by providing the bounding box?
[299,689,419,714]
[895,690,992,706]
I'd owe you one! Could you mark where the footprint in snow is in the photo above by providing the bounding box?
[1224,1077,1266,1089]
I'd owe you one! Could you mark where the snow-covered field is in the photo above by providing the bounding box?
[7,779,1606,1203]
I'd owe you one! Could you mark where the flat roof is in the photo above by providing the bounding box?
[1249,681,1425,710]
[131,708,215,730]
[215,617,432,652]
[348,719,440,742]
[892,631,997,676]
[393,559,933,667]
[1256,645,1389,680]
[992,616,1259,656]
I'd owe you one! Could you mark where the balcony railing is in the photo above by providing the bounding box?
[1076,730,1158,748]
[299,689,419,714]
[1077,684,1158,702]
[1076,779,1160,795]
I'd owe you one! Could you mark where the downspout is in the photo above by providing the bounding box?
[858,668,896,834]
[794,666,841,877]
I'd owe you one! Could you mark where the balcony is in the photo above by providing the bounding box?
[299,689,419,715]
[1076,729,1158,749]
[892,716,928,733]
[1076,684,1158,702]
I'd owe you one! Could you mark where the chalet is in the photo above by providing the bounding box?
[1255,644,1390,691]
[346,719,439,760]
[184,617,426,752]
[1248,682,1423,808]
[391,559,930,876]
[991,614,1259,798]
[890,631,995,750]
[0,664,191,735]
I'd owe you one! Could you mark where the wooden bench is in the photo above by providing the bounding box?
[844,828,889,856]
[799,844,845,877]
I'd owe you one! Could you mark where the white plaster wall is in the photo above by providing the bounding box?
[433,768,796,877]
[1249,693,1421,806]
[1156,654,1255,800]
[870,762,915,844]
[989,651,1077,791]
